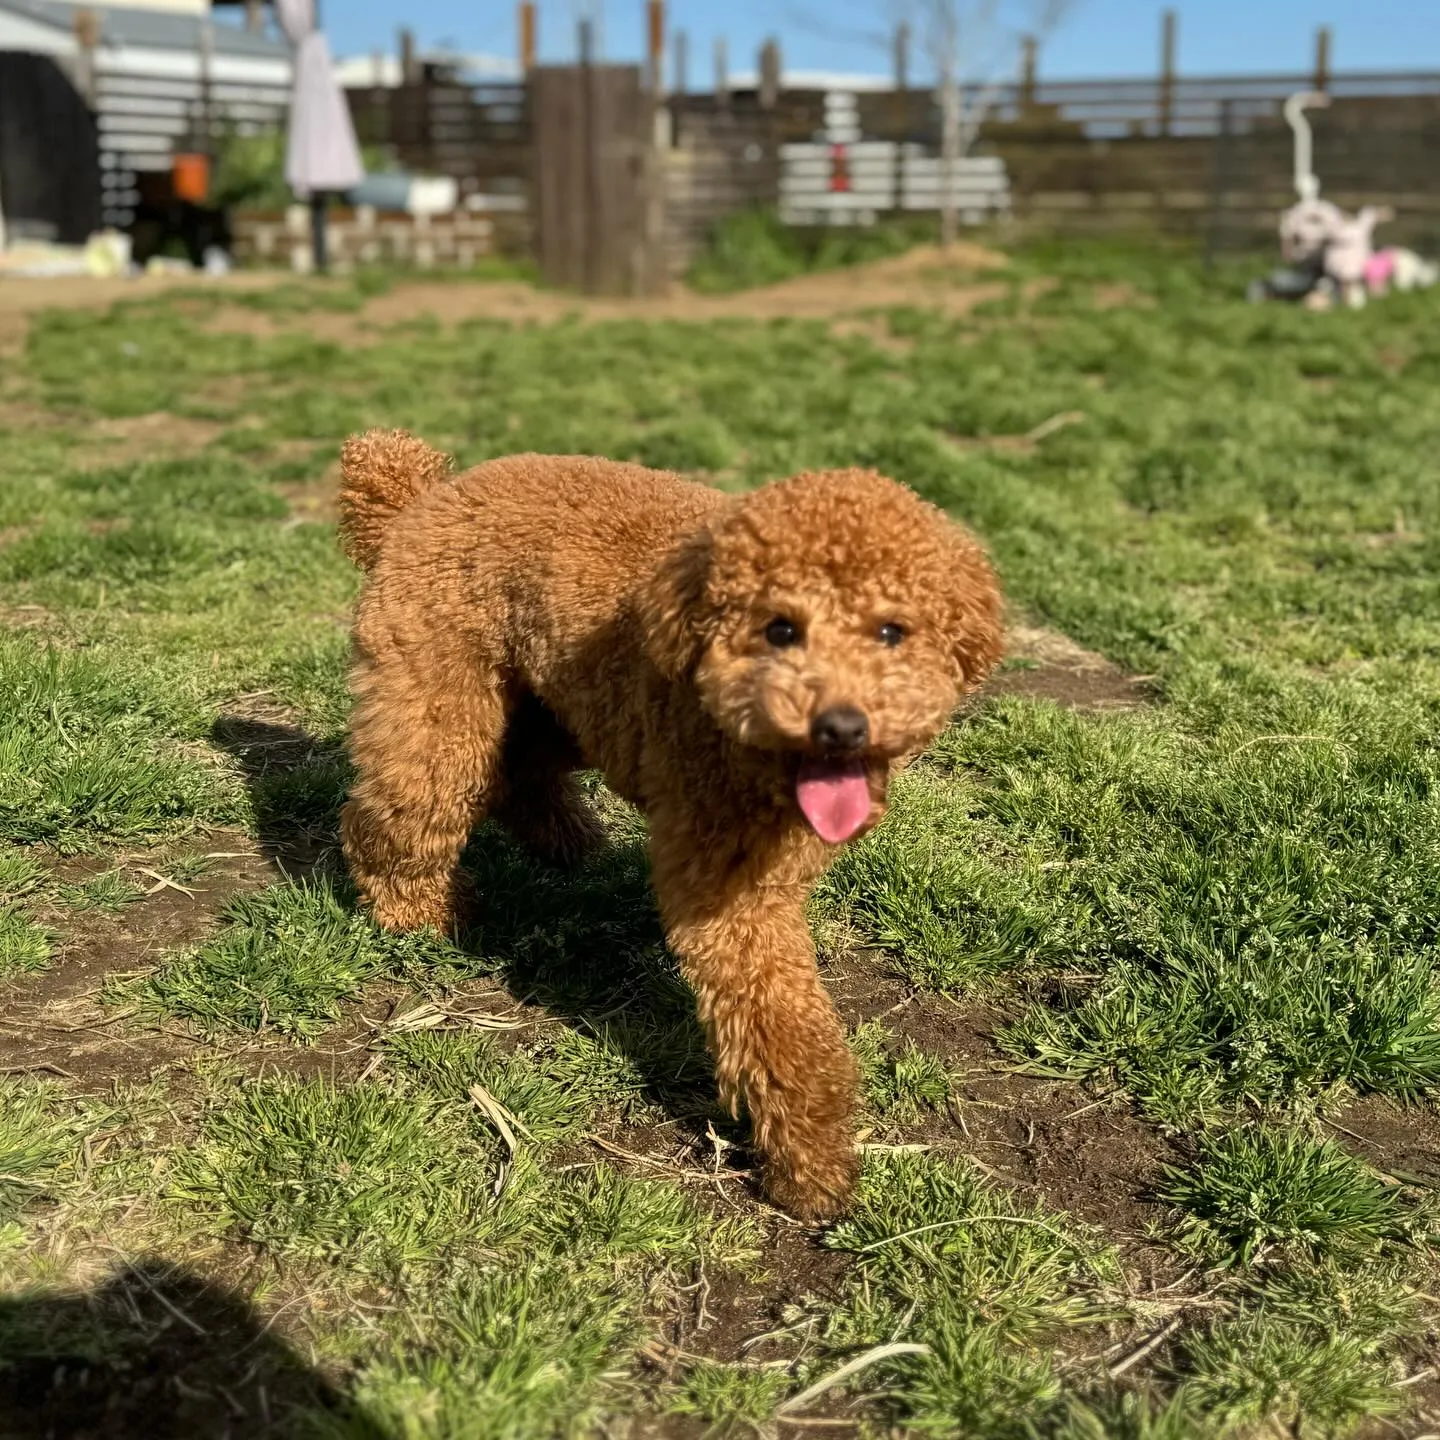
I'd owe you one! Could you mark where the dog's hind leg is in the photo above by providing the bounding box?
[493,693,605,867]
[342,652,507,935]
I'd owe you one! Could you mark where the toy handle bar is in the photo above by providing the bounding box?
[1284,90,1332,202]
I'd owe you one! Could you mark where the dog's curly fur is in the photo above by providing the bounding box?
[338,431,1003,1221]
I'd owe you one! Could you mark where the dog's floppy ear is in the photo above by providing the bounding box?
[940,528,1006,692]
[636,524,721,681]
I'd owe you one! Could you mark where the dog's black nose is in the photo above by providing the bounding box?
[811,706,869,754]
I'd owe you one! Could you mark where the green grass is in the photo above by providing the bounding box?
[0,849,50,976]
[1162,1127,1410,1265]
[671,1358,791,1431]
[0,243,1439,1435]
[817,1152,1119,1434]
[55,869,145,913]
[853,1021,957,1122]
[0,849,44,902]
[326,1262,644,1439]
[687,207,939,293]
[388,1027,669,1136]
[0,1081,107,1235]
[171,1076,516,1269]
[1179,1263,1420,1436]
[173,1068,758,1432]
[122,879,458,1039]
[0,908,50,978]
[0,637,243,849]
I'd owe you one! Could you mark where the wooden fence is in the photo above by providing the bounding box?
[313,54,1440,280]
[332,25,1440,280]
[346,76,529,211]
[529,63,664,294]
[659,71,1440,267]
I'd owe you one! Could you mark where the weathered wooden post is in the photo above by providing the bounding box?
[759,37,781,111]
[73,7,100,108]
[1020,33,1038,110]
[647,0,665,95]
[1158,9,1177,136]
[1314,26,1332,93]
[644,1,668,296]
[672,30,688,96]
[519,2,537,73]
[892,22,910,216]
[715,37,730,115]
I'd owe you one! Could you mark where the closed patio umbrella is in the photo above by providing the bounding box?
[274,0,363,271]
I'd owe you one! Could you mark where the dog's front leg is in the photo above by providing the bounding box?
[650,829,859,1223]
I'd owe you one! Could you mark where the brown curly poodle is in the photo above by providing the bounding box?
[337,431,1003,1221]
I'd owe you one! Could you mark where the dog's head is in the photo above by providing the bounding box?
[1279,198,1345,264]
[639,469,1003,844]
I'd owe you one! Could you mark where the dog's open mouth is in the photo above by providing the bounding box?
[796,756,871,845]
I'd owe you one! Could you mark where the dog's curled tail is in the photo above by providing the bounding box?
[338,428,454,569]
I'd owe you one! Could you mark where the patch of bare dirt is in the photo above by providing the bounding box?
[869,240,1010,278]
[0,397,62,431]
[1360,512,1424,550]
[1,242,1021,362]
[1328,1095,1440,1190]
[982,625,1154,712]
[702,244,1008,322]
[0,837,275,1091]
[1332,1100,1440,1432]
[184,243,1015,348]
[1093,281,1152,310]
[823,952,1172,1247]
[572,950,1177,1439]
[274,459,342,525]
[196,306,283,340]
[0,270,295,354]
[78,411,227,469]
[0,603,63,636]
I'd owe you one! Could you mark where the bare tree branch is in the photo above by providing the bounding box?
[916,0,1077,245]
[784,3,893,54]
[783,0,924,56]
[776,0,1079,247]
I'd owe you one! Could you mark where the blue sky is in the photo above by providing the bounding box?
[319,1,1440,80]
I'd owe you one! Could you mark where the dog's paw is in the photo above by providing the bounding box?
[762,1144,860,1225]
[365,876,468,937]
[369,899,459,936]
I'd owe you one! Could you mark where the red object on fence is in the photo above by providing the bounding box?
[829,143,851,193]
[172,153,209,203]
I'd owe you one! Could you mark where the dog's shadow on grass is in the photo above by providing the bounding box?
[211,713,352,881]
[456,817,719,1118]
[211,715,717,1124]
[0,1257,384,1439]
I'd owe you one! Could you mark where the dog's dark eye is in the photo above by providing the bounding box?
[765,617,801,648]
[878,622,905,647]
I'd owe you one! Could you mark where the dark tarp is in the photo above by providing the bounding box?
[0,52,102,244]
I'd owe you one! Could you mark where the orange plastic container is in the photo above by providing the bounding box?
[172,152,210,204]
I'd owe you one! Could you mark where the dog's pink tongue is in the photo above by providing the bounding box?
[796,758,871,845]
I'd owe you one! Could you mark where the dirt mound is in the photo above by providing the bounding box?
[697,242,1009,319]
[983,626,1154,712]
[4,240,1015,353]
